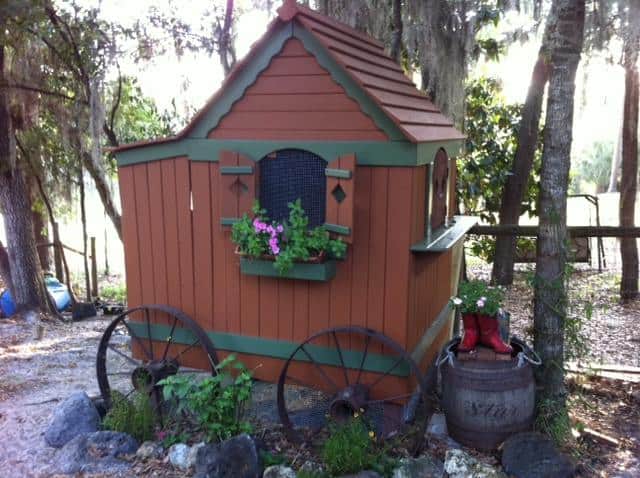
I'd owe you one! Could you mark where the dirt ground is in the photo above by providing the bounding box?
[1,264,639,477]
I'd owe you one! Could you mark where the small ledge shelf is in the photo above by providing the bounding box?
[240,257,338,281]
[411,215,478,253]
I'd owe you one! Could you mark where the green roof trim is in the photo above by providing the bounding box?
[187,21,295,138]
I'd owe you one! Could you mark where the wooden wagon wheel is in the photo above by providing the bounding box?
[277,326,429,454]
[96,305,218,414]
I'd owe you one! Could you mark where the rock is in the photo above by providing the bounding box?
[44,391,101,448]
[187,442,206,469]
[195,433,263,478]
[501,432,575,478]
[168,443,191,470]
[341,471,382,478]
[393,455,444,478]
[55,430,138,474]
[263,464,297,478]
[444,449,506,478]
[427,413,448,437]
[136,441,164,460]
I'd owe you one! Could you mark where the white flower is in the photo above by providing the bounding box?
[480,296,487,301]
[452,297,462,305]
[476,299,485,308]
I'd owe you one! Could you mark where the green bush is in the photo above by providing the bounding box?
[321,416,395,477]
[100,283,127,303]
[159,354,253,442]
[102,391,157,442]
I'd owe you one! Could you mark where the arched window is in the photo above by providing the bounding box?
[259,149,327,228]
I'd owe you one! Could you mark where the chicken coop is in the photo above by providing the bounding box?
[104,0,475,446]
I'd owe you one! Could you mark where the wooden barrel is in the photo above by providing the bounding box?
[440,341,536,450]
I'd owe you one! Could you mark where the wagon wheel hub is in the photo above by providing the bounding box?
[131,360,179,392]
[329,384,369,422]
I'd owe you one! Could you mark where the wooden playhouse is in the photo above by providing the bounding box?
[108,0,475,442]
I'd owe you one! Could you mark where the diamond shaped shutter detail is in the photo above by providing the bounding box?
[324,153,355,243]
[219,150,256,227]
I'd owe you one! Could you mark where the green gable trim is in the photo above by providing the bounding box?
[221,217,240,226]
[128,322,410,377]
[187,21,294,138]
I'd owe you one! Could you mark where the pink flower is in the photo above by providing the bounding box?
[269,237,280,255]
[253,218,267,233]
[476,299,485,308]
[276,224,284,233]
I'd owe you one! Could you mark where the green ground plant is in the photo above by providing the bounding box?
[158,354,253,442]
[102,390,157,442]
[321,415,396,477]
[100,283,127,303]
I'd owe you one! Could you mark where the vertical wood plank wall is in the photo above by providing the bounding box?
[120,160,453,382]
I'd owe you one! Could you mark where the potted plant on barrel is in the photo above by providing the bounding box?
[231,199,347,281]
[450,280,512,354]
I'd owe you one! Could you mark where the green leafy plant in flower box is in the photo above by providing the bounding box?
[231,199,347,274]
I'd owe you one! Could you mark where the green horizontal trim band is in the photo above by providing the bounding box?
[324,223,351,236]
[128,322,409,377]
[325,168,352,179]
[221,217,240,226]
[220,166,253,175]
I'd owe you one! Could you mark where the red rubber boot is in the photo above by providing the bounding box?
[477,314,512,354]
[458,313,479,352]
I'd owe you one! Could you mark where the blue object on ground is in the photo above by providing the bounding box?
[0,289,16,317]
[0,276,71,317]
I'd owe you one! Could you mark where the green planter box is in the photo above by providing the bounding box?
[239,256,338,281]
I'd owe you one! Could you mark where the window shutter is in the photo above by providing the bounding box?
[324,153,355,243]
[219,150,256,227]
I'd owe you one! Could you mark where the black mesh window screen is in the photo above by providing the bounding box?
[259,149,327,228]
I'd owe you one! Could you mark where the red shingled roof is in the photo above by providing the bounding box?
[112,1,462,153]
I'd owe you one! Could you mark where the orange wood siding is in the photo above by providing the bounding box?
[208,38,387,141]
[119,162,453,382]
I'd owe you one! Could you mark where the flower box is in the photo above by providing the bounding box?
[239,256,338,281]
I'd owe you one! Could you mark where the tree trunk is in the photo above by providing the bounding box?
[533,0,585,417]
[0,43,50,313]
[0,239,12,293]
[389,0,403,63]
[492,20,553,285]
[619,0,640,302]
[78,165,91,302]
[81,151,122,242]
[607,109,623,192]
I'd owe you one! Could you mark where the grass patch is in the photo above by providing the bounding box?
[102,391,157,442]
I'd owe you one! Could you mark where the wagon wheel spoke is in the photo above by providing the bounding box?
[331,331,350,386]
[172,338,201,364]
[355,334,371,385]
[162,317,179,360]
[365,392,414,406]
[368,354,405,389]
[107,344,141,367]
[145,309,154,358]
[299,345,340,393]
[120,319,153,360]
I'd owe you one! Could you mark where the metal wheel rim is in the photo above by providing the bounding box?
[96,304,218,408]
[277,326,429,455]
